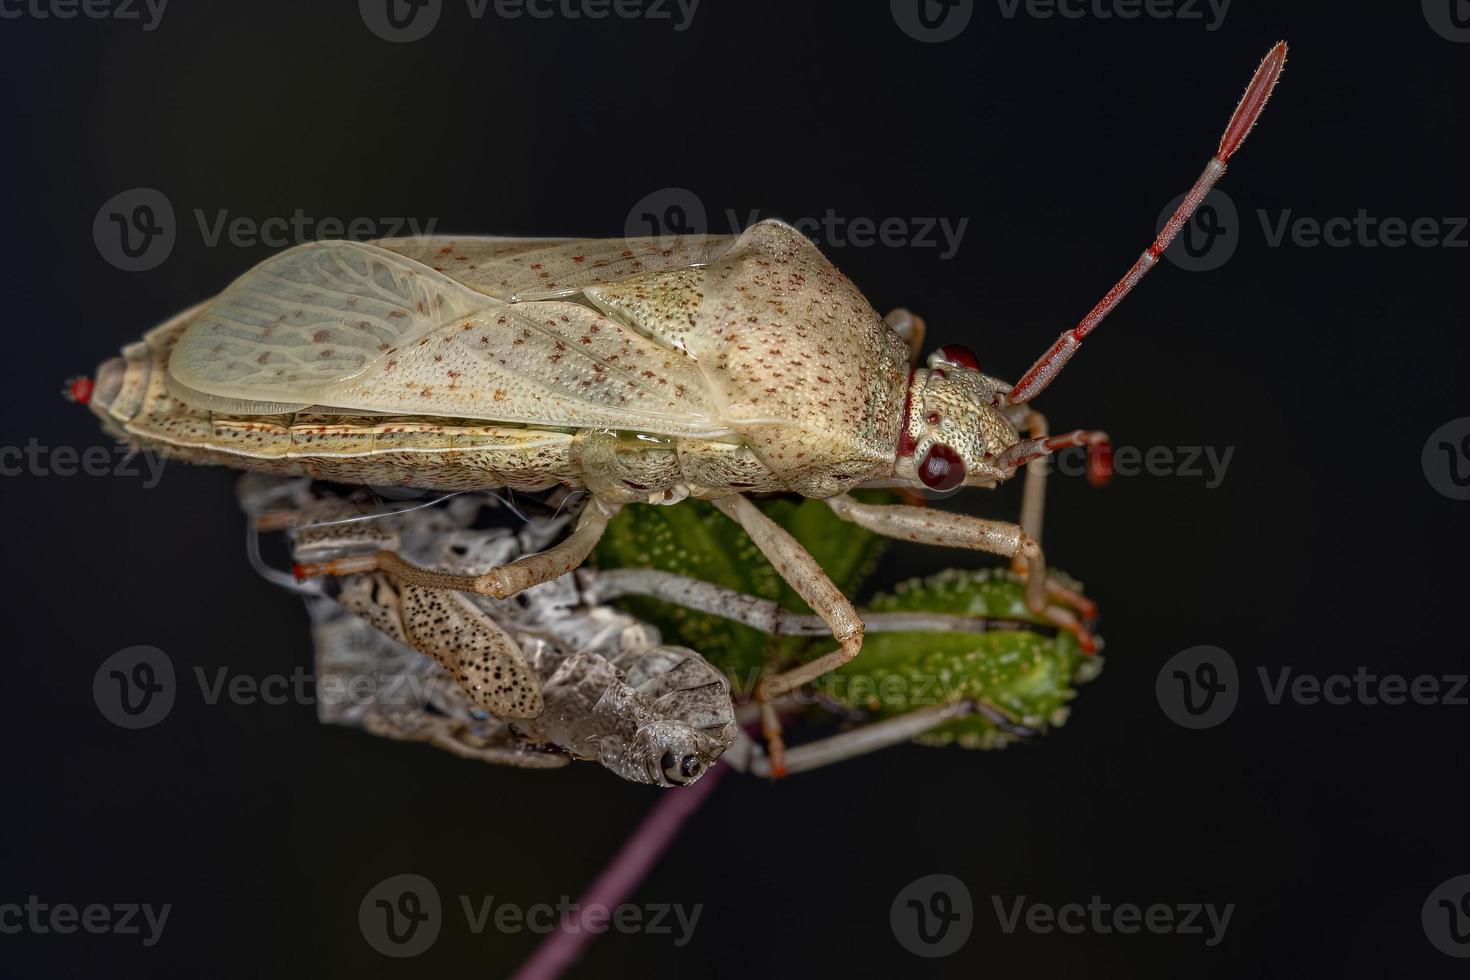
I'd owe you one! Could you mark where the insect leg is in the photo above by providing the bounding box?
[335,573,545,718]
[296,496,622,600]
[583,568,1053,636]
[884,308,926,366]
[726,700,1009,777]
[359,713,569,769]
[823,494,1097,653]
[709,495,865,687]
[1007,410,1099,621]
[710,494,866,776]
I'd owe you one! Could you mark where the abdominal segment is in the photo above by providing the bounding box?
[89,314,786,498]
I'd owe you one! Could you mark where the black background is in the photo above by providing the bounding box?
[3,1,1468,976]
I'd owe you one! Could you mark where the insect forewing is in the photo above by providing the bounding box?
[375,234,737,301]
[168,240,489,407]
[167,239,731,435]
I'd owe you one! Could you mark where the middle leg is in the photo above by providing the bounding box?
[824,494,1096,653]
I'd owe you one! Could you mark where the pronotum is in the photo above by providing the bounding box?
[74,43,1286,772]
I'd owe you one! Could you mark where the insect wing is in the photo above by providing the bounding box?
[374,233,737,302]
[168,240,489,407]
[167,239,728,435]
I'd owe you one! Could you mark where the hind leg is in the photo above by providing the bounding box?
[294,496,621,599]
[333,572,545,719]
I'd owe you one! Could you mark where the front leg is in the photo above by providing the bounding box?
[710,493,867,776]
[824,494,1096,653]
[724,700,1037,778]
[1009,409,1099,621]
[709,494,865,697]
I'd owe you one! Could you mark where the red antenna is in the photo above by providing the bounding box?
[1008,41,1289,405]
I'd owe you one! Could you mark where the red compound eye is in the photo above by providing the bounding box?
[935,344,980,372]
[918,443,966,492]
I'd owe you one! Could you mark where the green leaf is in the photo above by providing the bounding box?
[591,492,894,690]
[828,568,1103,748]
[592,495,1102,749]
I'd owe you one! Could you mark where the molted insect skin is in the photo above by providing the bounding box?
[88,221,912,500]
[251,478,738,781]
[521,646,732,787]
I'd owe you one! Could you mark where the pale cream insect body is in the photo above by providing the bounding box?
[85,45,1288,768]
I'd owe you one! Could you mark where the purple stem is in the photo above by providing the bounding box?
[511,764,726,980]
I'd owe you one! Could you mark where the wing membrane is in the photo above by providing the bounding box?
[168,239,729,435]
[323,300,725,434]
[169,240,489,405]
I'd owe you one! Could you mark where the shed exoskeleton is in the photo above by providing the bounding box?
[82,44,1286,772]
[240,476,737,786]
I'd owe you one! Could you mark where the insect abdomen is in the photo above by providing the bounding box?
[91,321,577,491]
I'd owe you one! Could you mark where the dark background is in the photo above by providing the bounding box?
[3,1,1468,976]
